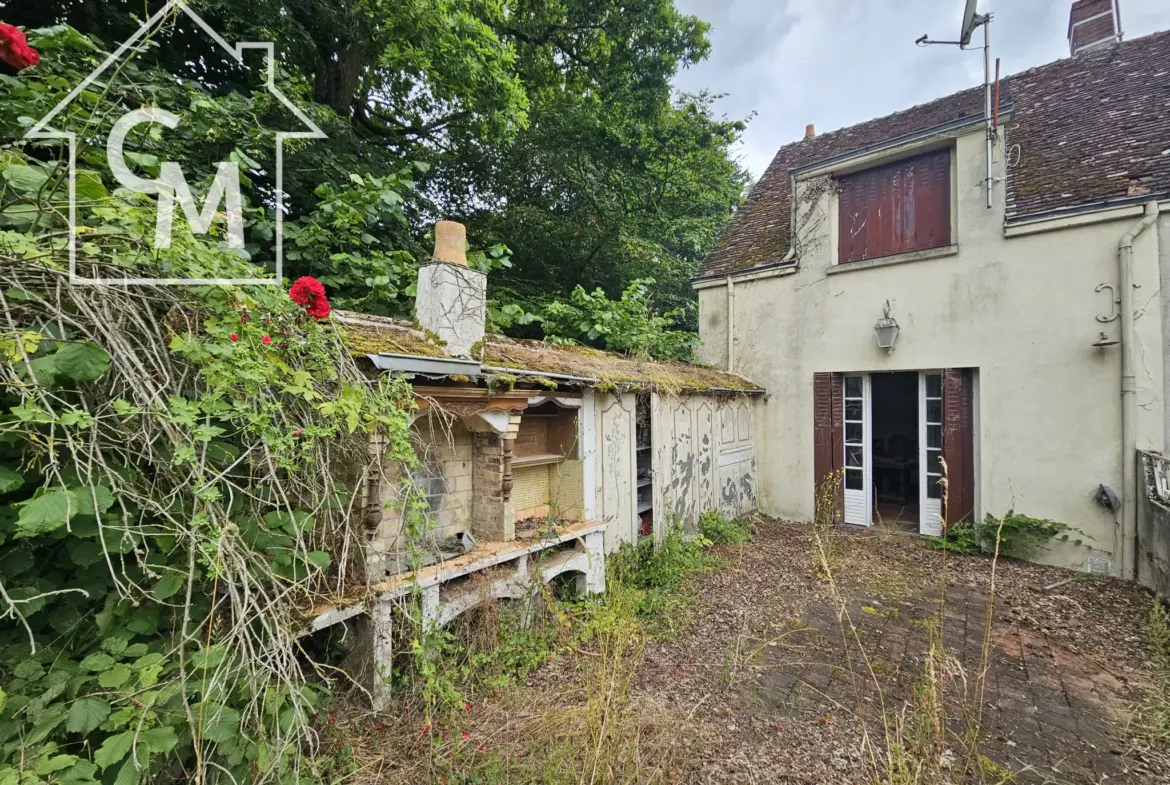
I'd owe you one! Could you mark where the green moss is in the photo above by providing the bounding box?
[519,375,559,390]
[488,373,518,392]
[341,322,445,358]
[339,312,763,395]
[449,374,472,383]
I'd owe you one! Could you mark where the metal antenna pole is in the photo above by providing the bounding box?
[982,15,994,210]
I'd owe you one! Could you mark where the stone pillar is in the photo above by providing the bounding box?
[370,598,394,713]
[472,433,514,541]
[583,530,606,595]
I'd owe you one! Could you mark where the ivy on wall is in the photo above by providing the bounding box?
[0,26,422,785]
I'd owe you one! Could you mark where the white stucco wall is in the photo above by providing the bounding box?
[698,127,1165,572]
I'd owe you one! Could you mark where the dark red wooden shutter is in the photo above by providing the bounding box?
[942,369,975,527]
[837,149,951,263]
[813,373,844,522]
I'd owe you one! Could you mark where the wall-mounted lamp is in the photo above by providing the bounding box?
[874,300,900,353]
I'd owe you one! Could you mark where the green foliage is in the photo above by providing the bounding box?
[607,525,717,634]
[19,0,748,345]
[698,510,753,546]
[541,279,697,360]
[924,511,1079,559]
[0,29,420,785]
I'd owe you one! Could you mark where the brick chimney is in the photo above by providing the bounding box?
[415,220,486,358]
[1068,0,1121,56]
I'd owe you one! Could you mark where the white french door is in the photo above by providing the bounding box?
[843,374,872,527]
[918,372,943,536]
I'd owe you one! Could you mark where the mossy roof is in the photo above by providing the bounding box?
[335,311,762,395]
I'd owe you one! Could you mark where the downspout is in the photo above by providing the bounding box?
[726,274,735,373]
[1118,201,1160,579]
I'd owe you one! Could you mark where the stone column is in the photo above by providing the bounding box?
[472,433,514,541]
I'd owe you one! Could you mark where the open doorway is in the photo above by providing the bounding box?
[871,372,919,530]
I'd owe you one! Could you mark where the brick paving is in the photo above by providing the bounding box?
[637,521,1165,783]
[754,573,1146,783]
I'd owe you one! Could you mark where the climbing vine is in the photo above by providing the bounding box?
[0,25,419,785]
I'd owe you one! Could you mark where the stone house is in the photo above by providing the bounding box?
[694,2,1170,577]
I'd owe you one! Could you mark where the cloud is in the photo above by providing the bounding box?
[675,0,1170,178]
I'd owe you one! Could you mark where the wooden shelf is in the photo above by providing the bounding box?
[637,477,652,488]
[512,453,566,468]
[636,445,651,452]
[637,501,653,514]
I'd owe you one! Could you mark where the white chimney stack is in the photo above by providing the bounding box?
[415,220,486,359]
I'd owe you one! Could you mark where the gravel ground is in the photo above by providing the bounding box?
[632,517,1167,785]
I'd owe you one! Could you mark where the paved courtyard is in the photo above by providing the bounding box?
[636,519,1167,784]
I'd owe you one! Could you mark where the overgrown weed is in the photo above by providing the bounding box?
[698,509,753,546]
[333,519,724,783]
[808,459,1016,784]
[1129,598,1170,753]
[812,469,845,579]
[607,525,718,636]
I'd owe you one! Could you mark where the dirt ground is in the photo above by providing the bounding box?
[635,518,1168,784]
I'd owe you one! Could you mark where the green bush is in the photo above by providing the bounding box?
[606,525,717,636]
[925,511,1079,559]
[698,510,753,546]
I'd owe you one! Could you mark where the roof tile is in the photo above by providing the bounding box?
[699,29,1170,278]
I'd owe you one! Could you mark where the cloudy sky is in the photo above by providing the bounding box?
[674,0,1170,178]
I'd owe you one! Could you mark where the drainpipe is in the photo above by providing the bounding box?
[1118,201,1160,579]
[726,274,736,373]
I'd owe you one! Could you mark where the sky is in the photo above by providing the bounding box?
[673,0,1170,179]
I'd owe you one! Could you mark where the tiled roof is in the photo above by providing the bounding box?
[699,29,1170,279]
[335,312,763,393]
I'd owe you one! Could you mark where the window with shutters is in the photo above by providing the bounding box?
[837,148,952,264]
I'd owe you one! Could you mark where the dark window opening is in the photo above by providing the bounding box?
[871,372,920,530]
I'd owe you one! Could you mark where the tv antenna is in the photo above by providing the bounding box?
[916,0,998,210]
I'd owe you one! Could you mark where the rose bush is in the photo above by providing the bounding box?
[0,23,38,70]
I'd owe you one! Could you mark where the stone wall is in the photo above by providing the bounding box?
[1139,451,1170,599]
[368,414,473,576]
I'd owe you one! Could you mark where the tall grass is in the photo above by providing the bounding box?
[1130,599,1170,752]
[811,461,1015,784]
[332,520,726,784]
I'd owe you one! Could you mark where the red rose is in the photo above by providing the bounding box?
[288,276,331,320]
[228,333,239,342]
[0,24,39,71]
[261,335,272,345]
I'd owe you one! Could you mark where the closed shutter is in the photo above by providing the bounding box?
[942,369,975,527]
[813,373,844,522]
[837,148,952,263]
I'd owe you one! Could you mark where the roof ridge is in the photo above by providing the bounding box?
[698,24,1170,278]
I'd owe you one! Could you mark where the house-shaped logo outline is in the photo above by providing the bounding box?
[25,0,327,286]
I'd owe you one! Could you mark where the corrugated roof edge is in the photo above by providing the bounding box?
[334,311,765,395]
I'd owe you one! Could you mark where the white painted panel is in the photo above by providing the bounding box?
[843,374,871,527]
[581,389,597,520]
[597,392,636,551]
[696,401,716,515]
[920,372,943,537]
[715,397,758,519]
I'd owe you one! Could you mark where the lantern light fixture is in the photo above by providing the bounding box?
[874,299,900,352]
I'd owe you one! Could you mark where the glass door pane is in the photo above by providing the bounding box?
[919,372,943,536]
[843,374,870,526]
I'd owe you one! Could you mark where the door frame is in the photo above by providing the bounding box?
[918,370,944,536]
[842,373,873,527]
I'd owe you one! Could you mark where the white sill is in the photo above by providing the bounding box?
[826,244,959,274]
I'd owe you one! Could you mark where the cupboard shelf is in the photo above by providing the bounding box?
[512,453,565,468]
